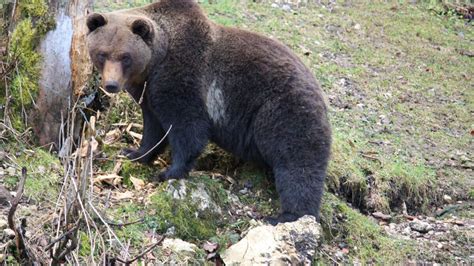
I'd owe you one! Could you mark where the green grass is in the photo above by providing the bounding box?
[5,147,61,202]
[318,193,416,264]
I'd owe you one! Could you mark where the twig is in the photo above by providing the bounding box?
[129,124,172,162]
[7,167,29,262]
[44,225,79,252]
[114,236,165,265]
[10,0,18,22]
[88,201,128,252]
[106,218,144,227]
[360,153,380,162]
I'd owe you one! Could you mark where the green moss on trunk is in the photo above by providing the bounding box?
[4,0,55,131]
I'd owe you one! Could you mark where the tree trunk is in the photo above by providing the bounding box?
[32,0,93,149]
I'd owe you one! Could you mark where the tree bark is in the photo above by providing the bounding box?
[32,0,93,149]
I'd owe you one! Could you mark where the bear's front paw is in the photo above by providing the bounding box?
[154,168,187,182]
[121,148,152,164]
[121,147,138,157]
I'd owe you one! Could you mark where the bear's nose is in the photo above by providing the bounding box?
[104,81,120,93]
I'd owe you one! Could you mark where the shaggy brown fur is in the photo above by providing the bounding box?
[86,0,331,224]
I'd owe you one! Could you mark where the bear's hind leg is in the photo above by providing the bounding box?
[268,166,326,225]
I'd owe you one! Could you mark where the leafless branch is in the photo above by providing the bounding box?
[114,236,165,265]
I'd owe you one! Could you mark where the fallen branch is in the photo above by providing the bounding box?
[7,167,30,263]
[44,225,79,252]
[106,218,144,227]
[114,236,165,265]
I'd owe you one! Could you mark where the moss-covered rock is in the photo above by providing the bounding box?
[148,176,229,241]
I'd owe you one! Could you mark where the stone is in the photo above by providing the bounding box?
[166,179,188,200]
[372,211,391,221]
[222,215,321,265]
[281,4,292,12]
[0,185,12,206]
[3,228,15,239]
[0,219,7,230]
[409,220,433,234]
[162,238,197,254]
[190,183,222,214]
[442,195,452,203]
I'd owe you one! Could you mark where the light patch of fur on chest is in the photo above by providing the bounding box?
[206,80,226,124]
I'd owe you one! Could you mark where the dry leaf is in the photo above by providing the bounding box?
[113,191,134,201]
[104,128,122,145]
[79,140,89,157]
[80,137,99,157]
[203,241,219,253]
[90,137,99,153]
[130,176,145,190]
[95,174,123,185]
[90,116,96,133]
[131,123,143,129]
[112,161,122,174]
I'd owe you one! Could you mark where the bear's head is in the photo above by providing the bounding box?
[86,13,164,94]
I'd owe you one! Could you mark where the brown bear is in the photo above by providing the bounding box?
[86,0,331,224]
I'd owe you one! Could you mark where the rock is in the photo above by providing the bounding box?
[162,238,197,254]
[158,238,199,264]
[0,220,7,230]
[165,226,176,237]
[409,220,433,233]
[372,211,391,221]
[239,188,249,195]
[0,185,12,206]
[354,23,361,30]
[190,183,222,214]
[281,4,292,12]
[166,180,221,214]
[222,215,321,265]
[3,228,15,239]
[443,194,452,203]
[6,167,15,176]
[166,179,188,200]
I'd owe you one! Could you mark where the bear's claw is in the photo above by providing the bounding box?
[121,148,153,164]
[154,168,187,182]
[265,212,300,225]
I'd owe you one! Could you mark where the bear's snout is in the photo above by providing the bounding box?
[104,81,121,93]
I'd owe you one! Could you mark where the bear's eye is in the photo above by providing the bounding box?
[97,52,107,64]
[121,54,132,67]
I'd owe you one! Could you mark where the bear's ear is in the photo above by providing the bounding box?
[87,13,107,32]
[131,19,154,44]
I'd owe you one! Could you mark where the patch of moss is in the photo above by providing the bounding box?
[118,160,158,187]
[5,0,55,131]
[78,231,92,258]
[146,177,227,241]
[11,148,61,202]
[318,193,415,264]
